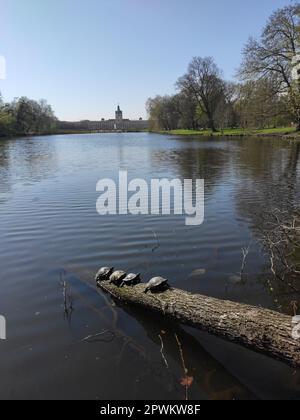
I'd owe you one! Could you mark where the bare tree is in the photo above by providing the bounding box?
[176,57,225,132]
[239,4,300,129]
[215,82,240,130]
[235,78,291,129]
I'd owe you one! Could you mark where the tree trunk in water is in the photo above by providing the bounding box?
[98,281,300,368]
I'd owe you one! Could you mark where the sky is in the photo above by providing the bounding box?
[0,0,296,121]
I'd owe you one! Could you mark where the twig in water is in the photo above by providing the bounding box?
[175,333,192,401]
[258,208,300,294]
[158,334,169,369]
[68,277,148,362]
[151,229,160,252]
[97,284,119,329]
[67,272,181,395]
[60,271,73,322]
[291,301,298,317]
[116,337,132,368]
[240,243,251,278]
[81,329,115,343]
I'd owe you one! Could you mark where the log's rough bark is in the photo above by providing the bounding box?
[98,281,300,368]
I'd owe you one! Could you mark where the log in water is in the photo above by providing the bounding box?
[98,280,300,368]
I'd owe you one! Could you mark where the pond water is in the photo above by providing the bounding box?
[0,132,300,400]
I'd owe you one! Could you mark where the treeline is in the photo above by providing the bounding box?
[0,93,57,137]
[147,4,300,132]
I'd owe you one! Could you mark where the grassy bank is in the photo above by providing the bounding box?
[158,127,299,138]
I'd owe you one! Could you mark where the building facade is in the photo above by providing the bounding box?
[88,105,149,131]
[58,106,149,132]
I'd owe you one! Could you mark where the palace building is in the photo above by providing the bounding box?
[58,105,149,133]
[87,105,149,131]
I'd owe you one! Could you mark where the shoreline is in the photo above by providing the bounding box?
[1,128,300,140]
[154,128,300,140]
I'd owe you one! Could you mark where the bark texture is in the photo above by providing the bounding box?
[98,281,300,368]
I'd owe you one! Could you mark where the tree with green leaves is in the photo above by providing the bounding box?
[146,95,180,131]
[0,92,15,136]
[0,92,56,137]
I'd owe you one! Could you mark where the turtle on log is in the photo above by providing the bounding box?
[144,277,170,294]
[109,270,127,287]
[120,273,141,288]
[95,267,114,282]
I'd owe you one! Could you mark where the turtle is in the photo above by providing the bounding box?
[120,273,141,288]
[144,277,170,294]
[95,267,114,282]
[109,270,127,286]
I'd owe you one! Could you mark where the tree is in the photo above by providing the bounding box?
[172,92,199,130]
[234,78,291,129]
[13,97,39,134]
[214,82,240,130]
[36,99,57,133]
[0,107,15,136]
[0,91,15,136]
[176,57,225,132]
[0,92,56,137]
[146,95,180,131]
[239,4,300,129]
[11,97,56,135]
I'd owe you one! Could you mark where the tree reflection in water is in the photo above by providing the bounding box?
[235,138,300,313]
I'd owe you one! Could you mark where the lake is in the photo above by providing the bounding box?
[0,132,299,400]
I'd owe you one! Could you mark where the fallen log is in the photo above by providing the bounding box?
[98,281,300,368]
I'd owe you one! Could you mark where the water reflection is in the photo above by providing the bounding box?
[119,303,256,400]
[235,138,300,217]
[0,141,11,198]
[234,138,300,312]
[151,143,228,193]
[0,136,58,202]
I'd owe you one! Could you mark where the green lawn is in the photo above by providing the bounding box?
[158,127,297,137]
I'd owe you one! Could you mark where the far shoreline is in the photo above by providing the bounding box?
[1,127,300,140]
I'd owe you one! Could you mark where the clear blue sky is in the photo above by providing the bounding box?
[0,0,295,121]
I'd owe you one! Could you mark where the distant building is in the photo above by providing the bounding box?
[87,105,149,131]
[57,105,149,132]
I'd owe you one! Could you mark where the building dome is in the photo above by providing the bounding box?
[115,105,123,121]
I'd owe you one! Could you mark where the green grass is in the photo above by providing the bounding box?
[159,127,297,137]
